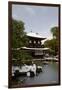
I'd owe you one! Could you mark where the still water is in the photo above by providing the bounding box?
[17,62,59,85]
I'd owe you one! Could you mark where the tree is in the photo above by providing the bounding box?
[12,19,28,48]
[44,39,57,55]
[51,26,59,53]
[44,26,59,55]
[12,19,32,65]
[51,27,59,40]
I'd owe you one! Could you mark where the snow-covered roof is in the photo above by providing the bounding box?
[26,32,46,39]
[21,47,50,51]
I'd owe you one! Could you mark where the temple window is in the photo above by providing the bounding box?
[38,41,40,44]
[34,40,36,44]
[29,40,32,43]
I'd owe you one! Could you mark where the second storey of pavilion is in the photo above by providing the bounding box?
[26,32,46,48]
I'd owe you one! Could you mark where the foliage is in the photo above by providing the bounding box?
[12,19,28,48]
[44,26,59,55]
[20,50,32,60]
[12,19,32,63]
[51,27,59,39]
[44,39,57,55]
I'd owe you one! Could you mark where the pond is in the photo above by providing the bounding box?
[12,62,59,87]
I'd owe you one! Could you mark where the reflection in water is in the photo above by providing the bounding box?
[16,62,59,85]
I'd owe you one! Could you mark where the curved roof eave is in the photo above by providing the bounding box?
[26,32,46,40]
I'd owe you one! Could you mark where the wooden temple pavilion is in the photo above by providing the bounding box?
[21,32,50,60]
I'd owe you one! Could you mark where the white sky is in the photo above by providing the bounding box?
[12,4,59,40]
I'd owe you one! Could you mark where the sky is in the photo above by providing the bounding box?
[12,4,59,40]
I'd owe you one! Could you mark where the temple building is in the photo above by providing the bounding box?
[21,32,50,60]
